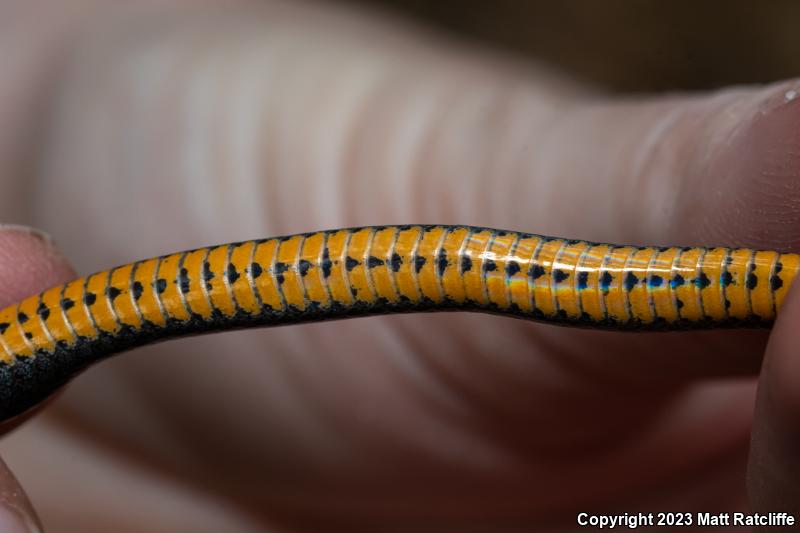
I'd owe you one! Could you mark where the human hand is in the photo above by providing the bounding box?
[1,1,800,531]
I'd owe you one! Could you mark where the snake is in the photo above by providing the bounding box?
[0,224,795,422]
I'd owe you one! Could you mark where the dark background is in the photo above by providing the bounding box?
[357,0,800,91]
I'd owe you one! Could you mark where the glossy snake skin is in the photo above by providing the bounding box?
[0,225,797,421]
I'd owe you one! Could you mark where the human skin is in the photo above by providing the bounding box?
[0,0,799,531]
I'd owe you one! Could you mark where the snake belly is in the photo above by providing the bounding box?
[0,224,796,421]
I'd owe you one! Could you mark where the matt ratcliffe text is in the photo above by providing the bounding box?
[576,512,795,528]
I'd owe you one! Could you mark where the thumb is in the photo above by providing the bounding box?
[748,280,800,521]
[0,226,75,532]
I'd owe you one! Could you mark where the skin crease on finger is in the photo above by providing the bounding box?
[0,0,799,531]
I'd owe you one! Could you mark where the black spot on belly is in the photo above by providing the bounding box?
[676,298,684,309]
[321,249,332,278]
[17,312,28,324]
[746,273,758,290]
[245,261,264,282]
[390,253,402,272]
[577,271,589,290]
[436,249,447,276]
[37,302,50,321]
[623,272,638,291]
[775,262,783,274]
[107,286,121,300]
[0,323,8,334]
[529,265,546,279]
[770,275,783,291]
[461,255,472,273]
[725,299,731,309]
[345,257,360,271]
[274,262,289,284]
[155,279,168,294]
[179,268,191,293]
[24,332,32,340]
[202,262,215,281]
[720,271,733,287]
[649,275,663,288]
[367,256,384,269]
[506,261,520,277]
[414,256,427,273]
[227,264,241,283]
[61,298,75,311]
[553,269,569,283]
[600,271,614,291]
[83,293,96,306]
[298,259,313,276]
[132,282,144,300]
[484,260,497,272]
[695,272,711,289]
[670,274,685,288]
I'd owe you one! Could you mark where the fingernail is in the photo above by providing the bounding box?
[0,507,40,533]
[0,460,41,533]
[0,225,54,248]
[755,80,800,113]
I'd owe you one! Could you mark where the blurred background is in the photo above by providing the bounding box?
[357,0,800,91]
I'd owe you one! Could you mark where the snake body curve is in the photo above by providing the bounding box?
[0,224,797,421]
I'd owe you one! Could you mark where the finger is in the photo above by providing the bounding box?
[34,2,800,384]
[0,226,74,304]
[0,226,74,533]
[0,226,75,432]
[748,277,800,520]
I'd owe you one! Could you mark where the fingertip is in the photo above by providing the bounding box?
[684,79,800,250]
[0,225,75,306]
[748,279,800,515]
